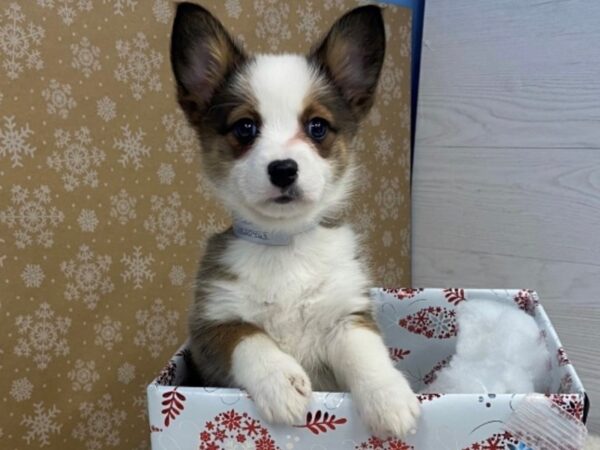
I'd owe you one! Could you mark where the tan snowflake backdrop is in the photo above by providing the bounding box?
[0,1,411,448]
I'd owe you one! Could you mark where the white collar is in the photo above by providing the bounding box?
[232,218,317,246]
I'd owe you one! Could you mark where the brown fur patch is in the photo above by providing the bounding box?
[349,310,380,333]
[188,229,265,386]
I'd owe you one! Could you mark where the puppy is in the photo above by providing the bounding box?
[170,2,420,438]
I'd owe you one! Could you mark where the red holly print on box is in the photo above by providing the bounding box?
[547,394,585,420]
[443,288,466,305]
[294,410,347,435]
[462,431,518,450]
[399,307,457,339]
[199,410,280,450]
[161,388,185,427]
[389,347,411,362]
[418,393,443,403]
[559,374,574,393]
[383,288,424,300]
[557,347,571,366]
[355,436,413,449]
[423,356,452,385]
[513,289,538,314]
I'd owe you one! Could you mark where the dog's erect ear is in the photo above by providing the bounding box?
[171,2,245,116]
[309,6,386,119]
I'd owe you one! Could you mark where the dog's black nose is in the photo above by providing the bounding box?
[268,159,298,189]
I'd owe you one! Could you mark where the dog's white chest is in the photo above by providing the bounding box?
[216,225,371,363]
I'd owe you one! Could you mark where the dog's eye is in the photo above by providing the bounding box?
[232,118,258,145]
[306,117,329,142]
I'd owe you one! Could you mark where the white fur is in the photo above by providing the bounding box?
[425,299,550,394]
[219,55,353,234]
[206,224,420,434]
[327,325,421,437]
[231,333,312,424]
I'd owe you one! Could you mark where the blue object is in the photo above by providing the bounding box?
[382,0,425,177]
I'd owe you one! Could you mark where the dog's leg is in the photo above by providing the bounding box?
[327,313,420,438]
[231,332,312,425]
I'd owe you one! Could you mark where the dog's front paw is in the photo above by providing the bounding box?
[354,373,420,439]
[249,356,312,425]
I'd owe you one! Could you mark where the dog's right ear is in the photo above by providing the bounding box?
[171,2,245,117]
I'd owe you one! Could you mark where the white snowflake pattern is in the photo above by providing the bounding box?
[195,172,214,201]
[157,162,175,185]
[144,192,192,250]
[114,32,163,100]
[374,131,394,164]
[114,124,150,169]
[103,0,137,15]
[398,227,409,257]
[374,177,404,220]
[354,205,375,237]
[94,316,123,350]
[152,0,172,24]
[60,245,114,310]
[369,106,382,127]
[67,359,99,392]
[382,230,393,248]
[117,362,135,384]
[0,185,64,248]
[71,36,101,77]
[161,111,197,164]
[121,246,155,289]
[254,0,291,51]
[197,212,227,239]
[77,209,98,232]
[168,265,185,286]
[36,0,93,26]
[41,79,77,118]
[109,189,136,225]
[378,58,404,105]
[225,0,242,18]
[0,3,44,79]
[48,127,105,191]
[96,96,116,122]
[296,2,321,42]
[323,0,345,10]
[21,402,61,447]
[376,257,404,287]
[72,394,126,449]
[14,302,71,369]
[10,377,33,401]
[21,264,45,287]
[0,116,36,168]
[134,298,179,357]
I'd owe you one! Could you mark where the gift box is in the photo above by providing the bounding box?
[147,288,588,449]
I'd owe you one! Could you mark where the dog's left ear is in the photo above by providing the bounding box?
[309,5,386,119]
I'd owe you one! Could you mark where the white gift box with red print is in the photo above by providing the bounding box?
[147,288,588,450]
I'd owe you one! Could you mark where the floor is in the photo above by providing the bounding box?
[411,0,600,432]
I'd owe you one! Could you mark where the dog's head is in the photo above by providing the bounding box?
[171,2,385,232]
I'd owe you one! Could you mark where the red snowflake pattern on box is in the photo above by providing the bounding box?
[355,436,414,449]
[513,289,538,314]
[423,356,452,385]
[462,431,518,450]
[199,410,280,450]
[557,347,571,366]
[383,288,424,300]
[156,359,176,386]
[443,288,466,305]
[547,394,585,420]
[399,306,457,339]
[389,347,411,362]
